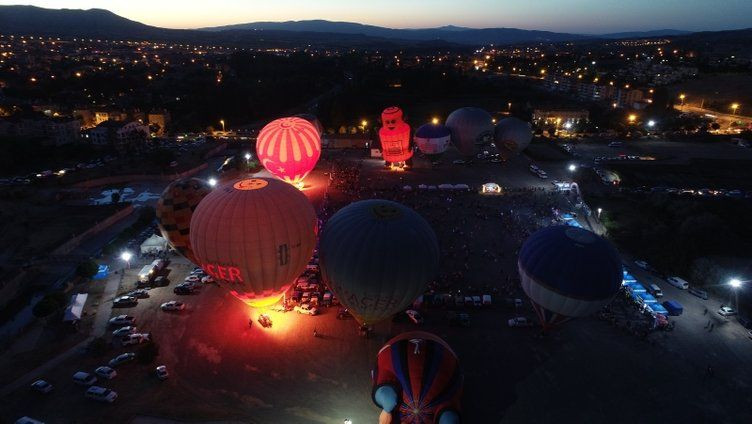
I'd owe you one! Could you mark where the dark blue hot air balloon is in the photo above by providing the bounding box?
[518,225,622,329]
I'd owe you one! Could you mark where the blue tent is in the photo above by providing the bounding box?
[636,292,657,304]
[93,264,109,280]
[625,282,646,293]
[646,302,669,315]
[622,272,637,284]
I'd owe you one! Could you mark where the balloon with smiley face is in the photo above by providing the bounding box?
[378,106,413,164]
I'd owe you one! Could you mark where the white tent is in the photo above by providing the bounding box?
[453,184,470,190]
[481,182,502,194]
[64,293,88,322]
[438,184,454,190]
[140,234,168,255]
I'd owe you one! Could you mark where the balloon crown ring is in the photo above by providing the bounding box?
[233,179,268,191]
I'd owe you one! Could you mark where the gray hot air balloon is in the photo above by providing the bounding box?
[445,107,494,156]
[319,199,439,324]
[494,117,533,159]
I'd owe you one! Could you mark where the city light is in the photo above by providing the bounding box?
[208,177,218,187]
[731,103,740,115]
[568,164,577,172]
[647,120,656,127]
[564,122,573,130]
[361,119,368,127]
[219,119,225,132]
[628,114,637,123]
[431,117,439,125]
[244,152,252,161]
[729,278,742,289]
[120,251,133,269]
[597,208,603,218]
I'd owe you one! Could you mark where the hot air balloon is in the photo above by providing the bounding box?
[494,117,533,160]
[379,106,413,164]
[518,225,622,329]
[256,116,321,185]
[319,199,438,324]
[189,177,317,307]
[445,107,493,157]
[372,331,462,424]
[414,122,451,156]
[295,113,324,136]
[156,178,211,265]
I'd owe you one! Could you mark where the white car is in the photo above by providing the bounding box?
[201,275,215,284]
[95,366,117,380]
[85,386,117,403]
[508,317,533,327]
[718,306,737,317]
[30,379,53,393]
[184,275,200,283]
[405,309,424,324]
[156,365,169,380]
[108,315,135,327]
[161,300,186,311]
[112,326,137,337]
[294,303,320,316]
[121,333,151,346]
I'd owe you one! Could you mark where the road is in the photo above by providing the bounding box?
[675,104,752,128]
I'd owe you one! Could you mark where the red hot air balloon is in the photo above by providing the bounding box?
[379,106,413,164]
[372,331,463,424]
[156,178,211,265]
[189,177,317,307]
[256,117,321,185]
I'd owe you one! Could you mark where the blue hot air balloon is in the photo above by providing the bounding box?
[445,107,493,157]
[518,225,622,329]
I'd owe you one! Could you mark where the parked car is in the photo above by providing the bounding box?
[294,303,320,316]
[634,260,654,271]
[153,276,168,287]
[405,309,424,324]
[121,333,150,346]
[113,296,137,307]
[688,287,709,300]
[647,284,663,297]
[72,371,97,386]
[30,379,53,394]
[161,300,186,311]
[336,308,353,320]
[108,315,135,327]
[155,365,169,380]
[666,276,689,290]
[95,366,117,380]
[85,386,117,403]
[112,326,137,337]
[108,352,136,367]
[184,275,200,283]
[127,289,149,299]
[718,306,737,317]
[173,284,194,295]
[508,317,534,327]
[201,275,215,284]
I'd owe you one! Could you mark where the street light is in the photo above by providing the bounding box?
[208,177,217,187]
[728,278,746,312]
[729,278,742,289]
[731,103,740,115]
[120,251,132,269]
[647,120,656,128]
[628,114,637,124]
[568,164,577,172]
[219,119,225,132]
[431,117,439,125]
[564,122,573,130]
[244,152,252,161]
[679,94,686,110]
[597,208,603,218]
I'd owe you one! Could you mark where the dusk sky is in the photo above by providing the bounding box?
[2,0,752,33]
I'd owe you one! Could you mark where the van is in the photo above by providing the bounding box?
[138,265,155,283]
[688,287,709,300]
[647,284,663,297]
[152,259,166,271]
[85,386,117,403]
[482,294,492,306]
[72,371,97,386]
[666,276,689,290]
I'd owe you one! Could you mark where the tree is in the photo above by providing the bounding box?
[76,259,99,279]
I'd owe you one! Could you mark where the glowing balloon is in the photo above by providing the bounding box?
[379,106,413,163]
[518,225,622,329]
[189,177,317,307]
[414,122,451,156]
[319,199,438,324]
[256,117,321,184]
[156,178,211,265]
[373,331,463,424]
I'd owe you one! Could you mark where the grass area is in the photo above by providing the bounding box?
[608,158,752,190]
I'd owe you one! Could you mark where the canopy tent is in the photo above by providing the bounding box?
[481,182,502,194]
[625,281,646,293]
[64,293,88,322]
[636,292,657,304]
[646,302,668,316]
[140,234,168,255]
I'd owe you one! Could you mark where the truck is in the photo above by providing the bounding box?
[662,300,683,316]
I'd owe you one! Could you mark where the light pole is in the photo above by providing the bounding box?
[728,278,746,312]
[731,103,740,115]
[597,208,602,219]
[244,152,251,171]
[219,119,225,132]
[120,251,132,269]
[431,117,439,125]
[208,177,217,187]
[568,163,577,172]
[679,94,686,110]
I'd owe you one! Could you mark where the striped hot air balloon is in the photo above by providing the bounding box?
[156,178,211,265]
[256,117,321,185]
[372,331,463,424]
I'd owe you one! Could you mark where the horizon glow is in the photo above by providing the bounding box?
[2,0,751,33]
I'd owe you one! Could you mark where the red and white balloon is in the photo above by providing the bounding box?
[256,117,321,185]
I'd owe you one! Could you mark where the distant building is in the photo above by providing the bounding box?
[532,109,589,127]
[88,120,148,152]
[147,110,171,136]
[0,115,81,146]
